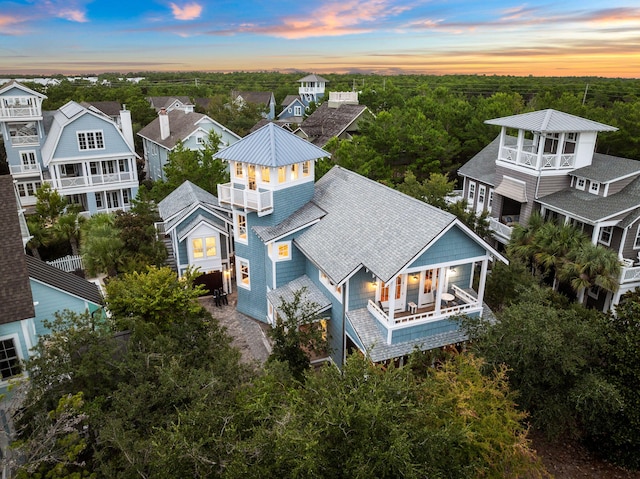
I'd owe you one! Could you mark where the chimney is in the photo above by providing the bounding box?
[159,107,170,140]
[119,105,135,150]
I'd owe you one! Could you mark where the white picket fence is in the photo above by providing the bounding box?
[46,254,84,273]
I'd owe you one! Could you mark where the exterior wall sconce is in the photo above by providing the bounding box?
[411,273,419,281]
[449,267,456,273]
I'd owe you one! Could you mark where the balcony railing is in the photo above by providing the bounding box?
[217,183,273,216]
[10,135,39,146]
[620,264,640,284]
[489,217,513,242]
[91,172,133,184]
[367,285,481,328]
[0,106,40,118]
[10,163,41,176]
[500,146,575,170]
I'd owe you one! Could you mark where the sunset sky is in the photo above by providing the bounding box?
[1,0,639,77]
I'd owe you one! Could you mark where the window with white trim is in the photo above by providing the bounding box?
[17,181,41,198]
[589,182,600,195]
[235,162,243,178]
[196,136,204,144]
[261,166,270,183]
[634,225,640,249]
[487,189,494,212]
[302,161,310,177]
[237,258,250,289]
[291,163,298,180]
[20,150,37,169]
[576,178,586,190]
[192,236,217,259]
[0,337,22,381]
[294,105,302,116]
[467,182,475,205]
[236,213,247,243]
[278,166,286,183]
[77,130,104,150]
[598,226,613,246]
[271,241,291,261]
[95,192,103,209]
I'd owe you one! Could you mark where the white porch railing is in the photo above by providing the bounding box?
[91,172,133,184]
[500,146,575,170]
[46,254,84,273]
[620,264,640,284]
[489,217,513,241]
[217,183,273,216]
[10,164,41,176]
[10,135,39,146]
[0,106,40,118]
[367,295,480,327]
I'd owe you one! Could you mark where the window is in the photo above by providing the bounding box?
[564,132,578,154]
[90,162,99,175]
[95,192,103,209]
[235,162,243,178]
[488,189,494,212]
[122,189,130,205]
[236,214,247,241]
[294,105,302,116]
[576,178,586,190]
[77,131,104,150]
[468,182,475,204]
[589,182,600,195]
[193,238,204,258]
[238,258,250,289]
[0,337,21,381]
[278,166,286,183]
[102,160,116,174]
[303,161,310,177]
[271,241,291,261]
[599,226,613,246]
[20,151,37,169]
[118,159,129,172]
[634,226,640,249]
[261,166,270,183]
[17,181,41,197]
[106,191,120,209]
[192,236,216,259]
[196,136,204,144]
[291,163,298,180]
[477,185,486,210]
[380,277,402,302]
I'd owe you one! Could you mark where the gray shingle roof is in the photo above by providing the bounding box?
[295,167,455,285]
[25,256,103,306]
[299,103,369,147]
[85,101,121,117]
[158,181,223,228]
[538,175,640,222]
[253,201,326,243]
[572,153,640,184]
[215,122,329,166]
[298,74,328,83]
[266,275,332,313]
[347,308,468,362]
[0,175,35,324]
[232,91,273,106]
[485,109,617,133]
[147,96,193,111]
[281,94,301,106]
[137,110,212,149]
[457,135,503,186]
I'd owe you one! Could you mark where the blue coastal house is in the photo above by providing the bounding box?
[138,108,241,181]
[0,175,103,394]
[277,74,328,123]
[0,80,139,214]
[157,180,234,291]
[216,123,505,366]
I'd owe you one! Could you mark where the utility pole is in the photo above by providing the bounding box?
[582,83,589,105]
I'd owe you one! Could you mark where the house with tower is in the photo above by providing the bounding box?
[215,123,505,367]
[458,108,640,311]
[278,74,329,123]
[0,80,138,214]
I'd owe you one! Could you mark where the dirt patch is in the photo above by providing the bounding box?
[530,430,640,479]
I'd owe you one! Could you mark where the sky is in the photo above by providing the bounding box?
[1,0,639,77]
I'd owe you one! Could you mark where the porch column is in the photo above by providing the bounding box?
[557,132,566,167]
[515,129,524,164]
[388,279,396,323]
[536,135,544,169]
[498,127,505,160]
[476,259,489,308]
[434,266,446,314]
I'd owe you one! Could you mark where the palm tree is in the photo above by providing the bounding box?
[507,211,545,272]
[531,222,586,290]
[80,214,125,277]
[53,211,85,256]
[560,242,621,305]
[25,216,50,260]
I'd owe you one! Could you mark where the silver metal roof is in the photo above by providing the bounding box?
[215,122,330,166]
[158,180,221,223]
[485,109,617,133]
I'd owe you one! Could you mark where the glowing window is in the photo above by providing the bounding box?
[235,162,243,178]
[261,166,270,183]
[206,237,216,256]
[303,161,310,176]
[291,163,298,180]
[237,214,247,240]
[278,166,286,183]
[192,238,204,258]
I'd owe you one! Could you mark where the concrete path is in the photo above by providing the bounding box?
[199,292,272,367]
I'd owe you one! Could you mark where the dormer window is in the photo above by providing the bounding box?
[589,182,600,195]
[77,130,104,150]
[576,178,586,190]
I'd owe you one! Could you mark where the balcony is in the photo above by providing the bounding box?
[217,183,273,216]
[499,146,575,170]
[91,172,134,185]
[10,163,41,177]
[489,217,514,243]
[620,262,640,284]
[0,106,41,119]
[10,134,39,146]
[367,285,482,327]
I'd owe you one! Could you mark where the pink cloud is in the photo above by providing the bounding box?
[57,9,88,22]
[255,0,411,39]
[170,2,203,21]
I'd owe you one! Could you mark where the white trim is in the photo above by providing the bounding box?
[0,334,25,385]
[236,256,251,290]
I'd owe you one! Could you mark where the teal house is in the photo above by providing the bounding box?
[216,124,505,367]
[0,175,103,394]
